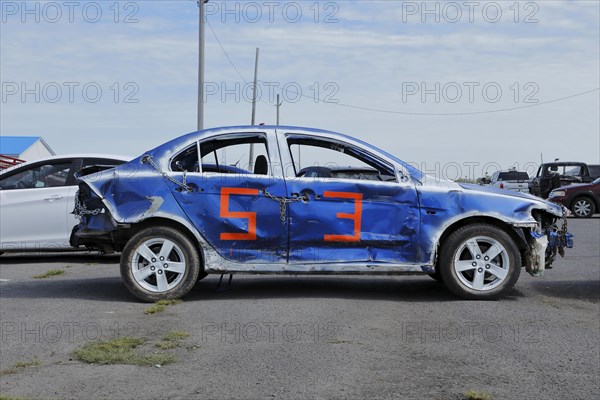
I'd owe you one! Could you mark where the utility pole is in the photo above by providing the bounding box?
[249,47,259,169]
[197,0,208,131]
[251,47,260,125]
[276,94,282,125]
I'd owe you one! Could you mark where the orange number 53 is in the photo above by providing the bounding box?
[220,187,259,241]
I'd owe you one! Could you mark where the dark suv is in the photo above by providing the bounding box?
[529,162,595,198]
[548,178,600,218]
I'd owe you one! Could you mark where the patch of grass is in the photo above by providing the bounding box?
[32,269,65,279]
[12,359,40,369]
[0,395,32,400]
[464,390,491,400]
[0,358,40,376]
[155,331,190,349]
[74,337,144,365]
[144,299,182,315]
[74,337,176,367]
[326,338,352,344]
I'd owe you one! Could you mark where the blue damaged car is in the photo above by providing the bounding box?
[71,126,573,301]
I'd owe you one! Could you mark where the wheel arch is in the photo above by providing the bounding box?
[435,216,529,268]
[570,193,599,211]
[129,217,206,272]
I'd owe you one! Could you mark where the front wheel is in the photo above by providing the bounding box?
[571,197,595,218]
[439,224,521,300]
[120,227,201,302]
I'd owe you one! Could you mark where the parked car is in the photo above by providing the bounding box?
[548,178,600,218]
[71,126,572,301]
[0,154,130,252]
[529,162,595,198]
[488,169,530,193]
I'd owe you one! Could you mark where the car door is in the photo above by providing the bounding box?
[0,159,77,250]
[167,132,288,264]
[279,133,421,265]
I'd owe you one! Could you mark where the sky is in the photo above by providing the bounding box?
[1,0,599,179]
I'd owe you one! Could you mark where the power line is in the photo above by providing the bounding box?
[206,22,600,117]
[207,21,248,84]
[332,88,600,116]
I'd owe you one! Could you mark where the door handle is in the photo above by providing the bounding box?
[176,183,199,192]
[44,195,64,201]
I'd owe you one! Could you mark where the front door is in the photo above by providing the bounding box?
[0,160,76,250]
[280,134,421,265]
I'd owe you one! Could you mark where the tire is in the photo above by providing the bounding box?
[120,227,201,302]
[571,197,595,218]
[439,224,521,300]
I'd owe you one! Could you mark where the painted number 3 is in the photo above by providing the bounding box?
[219,188,363,242]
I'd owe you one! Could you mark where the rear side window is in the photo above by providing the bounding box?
[171,144,200,172]
[497,171,529,181]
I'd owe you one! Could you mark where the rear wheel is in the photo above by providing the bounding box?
[571,197,595,218]
[120,227,201,302]
[439,224,521,300]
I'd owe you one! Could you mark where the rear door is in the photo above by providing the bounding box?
[167,132,288,264]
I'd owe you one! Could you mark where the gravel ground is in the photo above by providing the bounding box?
[0,218,598,400]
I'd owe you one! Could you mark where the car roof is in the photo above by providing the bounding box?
[200,125,339,135]
[543,162,587,166]
[0,154,131,175]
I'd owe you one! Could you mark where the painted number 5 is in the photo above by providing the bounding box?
[220,187,259,241]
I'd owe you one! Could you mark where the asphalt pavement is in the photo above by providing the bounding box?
[0,218,598,400]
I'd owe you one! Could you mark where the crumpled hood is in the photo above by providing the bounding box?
[458,183,563,217]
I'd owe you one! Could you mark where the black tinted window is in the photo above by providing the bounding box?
[497,171,529,181]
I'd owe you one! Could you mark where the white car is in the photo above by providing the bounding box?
[0,154,130,253]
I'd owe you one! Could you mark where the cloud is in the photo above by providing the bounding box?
[1,0,598,173]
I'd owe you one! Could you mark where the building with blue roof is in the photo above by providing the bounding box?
[0,136,55,161]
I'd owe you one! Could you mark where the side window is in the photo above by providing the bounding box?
[287,137,396,182]
[0,162,72,190]
[199,135,270,175]
[565,166,582,176]
[171,144,200,172]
